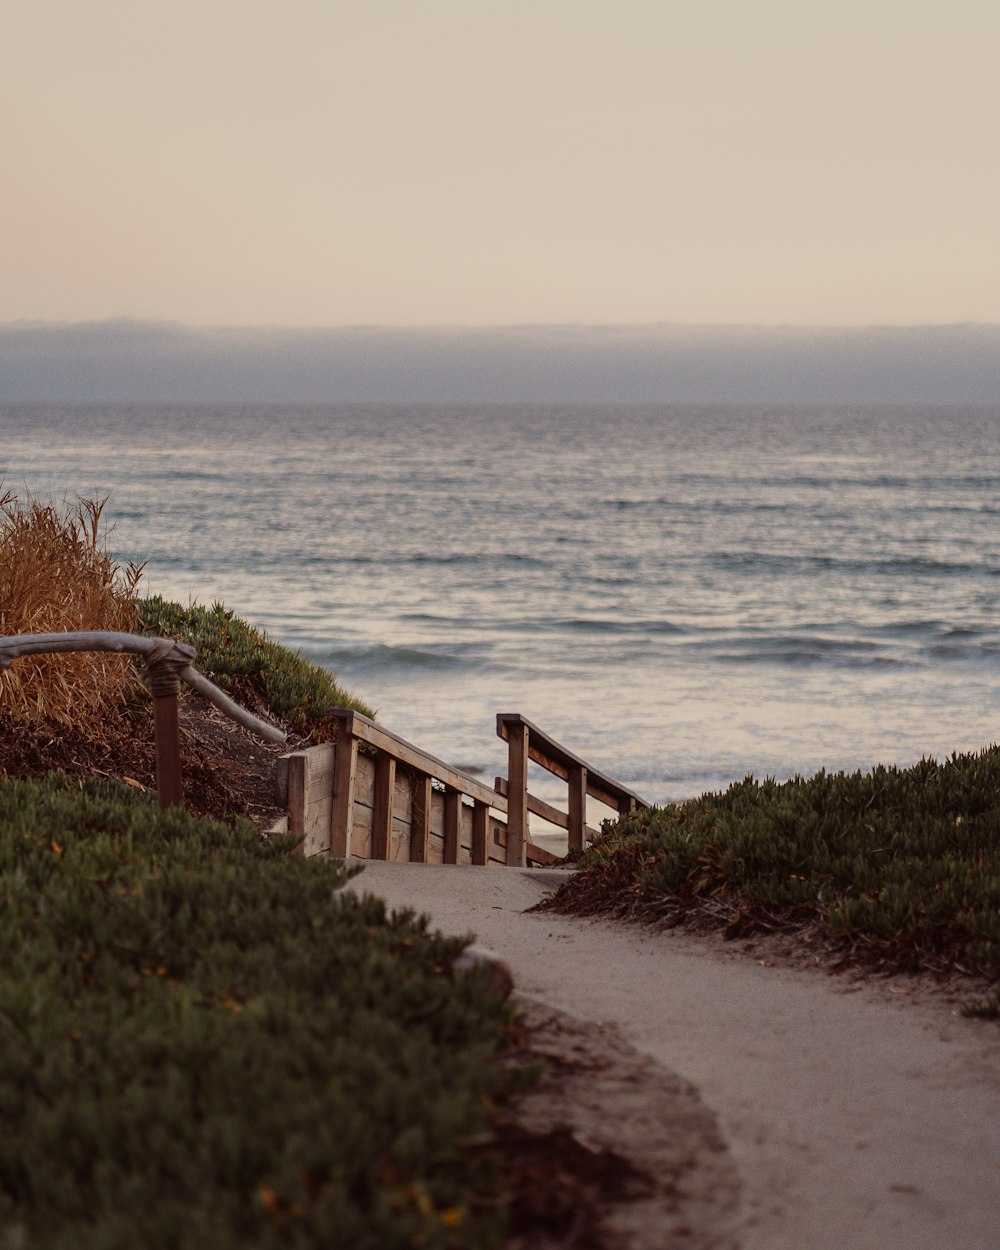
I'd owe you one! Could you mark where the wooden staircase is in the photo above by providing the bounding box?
[280,710,648,867]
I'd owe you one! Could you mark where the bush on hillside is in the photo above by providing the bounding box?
[0,492,142,727]
[139,596,375,733]
[554,747,1000,977]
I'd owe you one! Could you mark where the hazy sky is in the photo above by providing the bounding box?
[4,0,998,327]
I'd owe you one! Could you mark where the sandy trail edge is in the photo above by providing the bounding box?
[344,861,1000,1250]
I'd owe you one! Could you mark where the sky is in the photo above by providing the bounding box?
[2,0,999,328]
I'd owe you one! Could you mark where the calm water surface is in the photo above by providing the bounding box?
[3,402,999,821]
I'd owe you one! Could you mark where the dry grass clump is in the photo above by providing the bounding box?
[0,491,143,728]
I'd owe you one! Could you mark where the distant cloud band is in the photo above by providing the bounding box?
[1,320,998,404]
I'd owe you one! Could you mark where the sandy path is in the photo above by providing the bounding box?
[345,861,1000,1250]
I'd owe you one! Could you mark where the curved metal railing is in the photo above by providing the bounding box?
[0,630,287,810]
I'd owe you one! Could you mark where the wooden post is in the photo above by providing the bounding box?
[618,795,637,818]
[372,754,396,860]
[505,721,529,867]
[471,800,489,866]
[331,727,359,858]
[410,773,432,862]
[152,687,183,809]
[146,649,185,810]
[286,752,307,850]
[443,786,461,864]
[568,763,588,853]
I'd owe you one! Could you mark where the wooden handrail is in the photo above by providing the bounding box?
[0,630,286,811]
[327,711,506,811]
[493,776,601,842]
[497,712,648,865]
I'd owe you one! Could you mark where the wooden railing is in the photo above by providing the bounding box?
[282,710,519,864]
[283,709,647,868]
[496,712,648,865]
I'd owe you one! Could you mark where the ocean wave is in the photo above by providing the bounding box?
[710,551,983,577]
[314,642,482,671]
[308,551,549,569]
[529,616,689,636]
[695,634,908,669]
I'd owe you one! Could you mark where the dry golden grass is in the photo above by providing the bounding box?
[0,491,143,728]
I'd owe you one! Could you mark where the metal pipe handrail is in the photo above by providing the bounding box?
[0,631,286,744]
[0,630,287,811]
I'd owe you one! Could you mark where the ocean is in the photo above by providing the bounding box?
[2,402,999,824]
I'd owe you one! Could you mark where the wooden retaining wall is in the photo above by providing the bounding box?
[283,711,514,865]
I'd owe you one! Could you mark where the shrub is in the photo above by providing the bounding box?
[553,748,1000,976]
[0,492,142,728]
[0,775,515,1249]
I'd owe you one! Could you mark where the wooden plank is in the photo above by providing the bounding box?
[459,802,473,865]
[330,731,359,859]
[494,777,566,829]
[505,720,529,867]
[472,800,489,866]
[371,754,396,860]
[286,752,307,838]
[568,763,587,853]
[286,746,337,857]
[526,841,564,866]
[496,712,648,811]
[410,772,432,863]
[328,711,507,811]
[443,786,462,864]
[494,776,602,842]
[350,801,372,859]
[307,796,334,857]
[353,754,376,806]
[389,815,411,861]
[349,755,375,858]
[152,690,183,810]
[488,817,508,865]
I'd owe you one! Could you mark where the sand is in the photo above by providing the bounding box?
[344,861,1000,1250]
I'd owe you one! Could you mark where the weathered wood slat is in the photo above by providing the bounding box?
[496,712,647,811]
[525,841,565,867]
[329,711,507,811]
[330,733,359,858]
[372,754,396,860]
[286,753,307,841]
[494,776,600,844]
[459,801,474,865]
[410,773,432,863]
[285,744,336,857]
[472,800,489,866]
[505,719,529,867]
[495,775,567,828]
[443,786,462,864]
[568,763,588,853]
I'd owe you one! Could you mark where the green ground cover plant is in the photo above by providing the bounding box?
[551,748,1000,980]
[138,596,375,734]
[0,775,517,1250]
